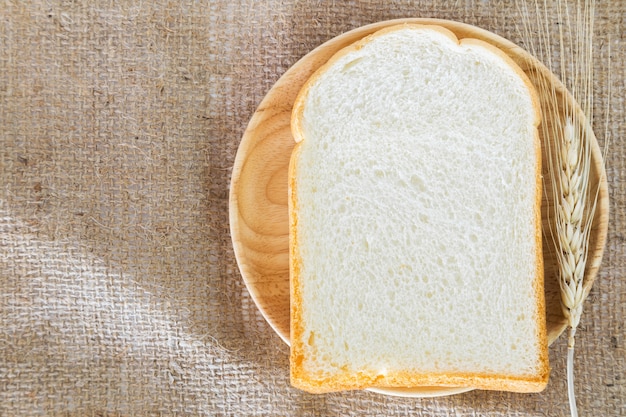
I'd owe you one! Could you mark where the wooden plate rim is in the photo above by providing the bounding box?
[229,18,609,398]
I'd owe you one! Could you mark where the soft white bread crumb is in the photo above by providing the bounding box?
[289,24,548,394]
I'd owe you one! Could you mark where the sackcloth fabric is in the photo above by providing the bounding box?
[0,1,624,416]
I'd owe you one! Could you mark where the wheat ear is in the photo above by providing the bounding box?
[553,3,600,417]
[516,1,605,416]
[554,117,596,417]
[556,119,593,351]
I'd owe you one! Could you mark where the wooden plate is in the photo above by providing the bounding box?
[229,18,609,398]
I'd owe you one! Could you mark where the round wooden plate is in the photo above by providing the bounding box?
[229,18,609,398]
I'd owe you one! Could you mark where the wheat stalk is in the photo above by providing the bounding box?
[516,1,607,416]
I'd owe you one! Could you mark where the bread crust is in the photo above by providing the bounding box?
[289,23,548,394]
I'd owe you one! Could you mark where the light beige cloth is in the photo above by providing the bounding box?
[0,1,624,415]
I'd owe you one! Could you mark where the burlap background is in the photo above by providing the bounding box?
[0,1,623,416]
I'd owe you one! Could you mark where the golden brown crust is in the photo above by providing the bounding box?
[288,142,304,386]
[533,117,550,388]
[293,370,549,394]
[289,23,549,394]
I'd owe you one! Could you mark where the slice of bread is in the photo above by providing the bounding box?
[288,24,549,394]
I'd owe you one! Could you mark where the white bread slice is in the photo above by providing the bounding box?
[288,24,548,394]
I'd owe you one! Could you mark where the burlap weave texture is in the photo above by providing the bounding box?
[0,1,624,416]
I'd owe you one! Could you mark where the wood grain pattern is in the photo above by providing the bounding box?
[229,18,609,398]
